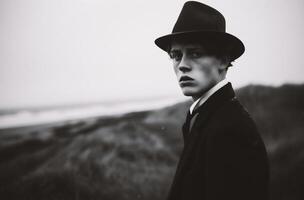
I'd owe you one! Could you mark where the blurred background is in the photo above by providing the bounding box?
[0,0,304,199]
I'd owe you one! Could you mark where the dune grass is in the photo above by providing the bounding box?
[0,84,304,200]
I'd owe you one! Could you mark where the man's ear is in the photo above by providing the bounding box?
[219,62,228,70]
[219,60,229,69]
[216,57,230,74]
[219,55,232,70]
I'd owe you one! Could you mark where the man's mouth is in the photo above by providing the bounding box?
[179,76,194,82]
[179,76,194,86]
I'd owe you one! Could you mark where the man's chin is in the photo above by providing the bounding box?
[181,88,198,97]
[181,87,207,98]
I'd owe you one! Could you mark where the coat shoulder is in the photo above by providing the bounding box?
[211,98,259,136]
[199,97,266,152]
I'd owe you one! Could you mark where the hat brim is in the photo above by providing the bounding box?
[155,31,245,61]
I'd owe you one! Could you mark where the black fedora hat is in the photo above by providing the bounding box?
[155,1,245,61]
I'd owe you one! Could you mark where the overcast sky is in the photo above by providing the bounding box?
[1,0,304,109]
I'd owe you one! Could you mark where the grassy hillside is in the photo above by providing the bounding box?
[0,84,303,200]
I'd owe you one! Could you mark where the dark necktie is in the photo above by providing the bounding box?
[182,109,199,140]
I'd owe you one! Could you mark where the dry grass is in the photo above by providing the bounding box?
[0,83,303,200]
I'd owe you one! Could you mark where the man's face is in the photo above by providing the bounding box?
[169,42,227,100]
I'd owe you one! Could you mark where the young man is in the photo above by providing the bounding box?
[155,1,269,200]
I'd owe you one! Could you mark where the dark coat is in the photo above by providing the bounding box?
[167,83,269,200]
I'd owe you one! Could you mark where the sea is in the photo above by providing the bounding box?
[0,97,186,129]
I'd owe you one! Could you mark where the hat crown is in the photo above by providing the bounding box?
[173,1,226,33]
[154,1,245,61]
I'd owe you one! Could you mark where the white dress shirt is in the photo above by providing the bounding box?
[189,79,229,114]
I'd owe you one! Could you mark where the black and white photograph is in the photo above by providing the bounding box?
[0,0,303,200]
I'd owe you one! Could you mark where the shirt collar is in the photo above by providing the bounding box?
[189,79,229,114]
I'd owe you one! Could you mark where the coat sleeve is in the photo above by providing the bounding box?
[203,124,268,200]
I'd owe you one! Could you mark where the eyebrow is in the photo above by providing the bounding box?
[187,47,205,51]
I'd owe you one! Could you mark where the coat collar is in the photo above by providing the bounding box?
[192,82,235,117]
[183,82,236,141]
[189,79,228,114]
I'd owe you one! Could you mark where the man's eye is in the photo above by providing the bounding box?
[189,51,203,58]
[169,52,182,61]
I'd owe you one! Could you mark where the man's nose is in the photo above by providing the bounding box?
[178,56,191,72]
